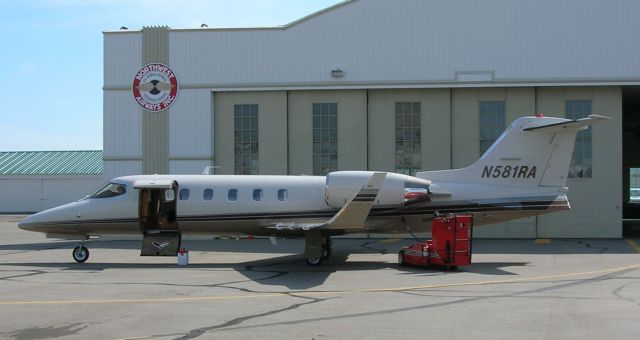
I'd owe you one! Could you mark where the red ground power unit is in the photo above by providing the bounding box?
[398,214,473,269]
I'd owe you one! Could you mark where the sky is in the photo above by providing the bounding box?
[0,0,344,151]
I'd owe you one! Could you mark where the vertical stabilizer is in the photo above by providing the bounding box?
[417,115,609,188]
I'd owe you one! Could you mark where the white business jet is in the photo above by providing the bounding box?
[19,115,608,265]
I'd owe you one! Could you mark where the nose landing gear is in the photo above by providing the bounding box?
[72,245,90,263]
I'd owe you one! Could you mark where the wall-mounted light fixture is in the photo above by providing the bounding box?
[331,68,344,78]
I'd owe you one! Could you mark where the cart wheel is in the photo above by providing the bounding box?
[398,250,406,266]
[72,245,89,263]
[447,265,458,271]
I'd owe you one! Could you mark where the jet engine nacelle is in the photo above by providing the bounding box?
[325,171,431,208]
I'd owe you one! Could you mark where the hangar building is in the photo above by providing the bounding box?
[102,0,640,238]
[0,151,103,213]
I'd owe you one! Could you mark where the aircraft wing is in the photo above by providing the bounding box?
[269,172,387,231]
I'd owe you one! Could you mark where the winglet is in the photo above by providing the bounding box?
[324,172,386,230]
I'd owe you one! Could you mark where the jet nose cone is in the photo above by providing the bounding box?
[18,215,36,231]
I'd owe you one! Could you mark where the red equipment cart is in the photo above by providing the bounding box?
[398,214,473,270]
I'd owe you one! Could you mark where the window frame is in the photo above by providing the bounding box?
[234,104,259,175]
[479,100,506,156]
[566,100,593,179]
[312,103,338,176]
[395,102,422,176]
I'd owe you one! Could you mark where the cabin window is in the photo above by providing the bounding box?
[165,189,175,201]
[88,183,127,199]
[312,103,338,176]
[566,100,592,178]
[179,188,190,201]
[277,189,288,201]
[395,102,421,176]
[479,101,506,155]
[203,189,214,201]
[253,189,263,201]
[228,189,238,202]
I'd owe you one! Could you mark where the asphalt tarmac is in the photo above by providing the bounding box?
[1,215,639,340]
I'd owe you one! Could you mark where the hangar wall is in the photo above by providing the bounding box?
[102,0,636,238]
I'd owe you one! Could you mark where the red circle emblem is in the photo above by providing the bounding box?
[132,63,178,112]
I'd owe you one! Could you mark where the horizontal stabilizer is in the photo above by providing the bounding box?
[522,114,610,132]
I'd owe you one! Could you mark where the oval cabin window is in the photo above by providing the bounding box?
[179,188,190,201]
[228,189,238,202]
[278,189,288,201]
[253,189,263,201]
[203,189,213,201]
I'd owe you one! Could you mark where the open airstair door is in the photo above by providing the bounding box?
[134,179,181,256]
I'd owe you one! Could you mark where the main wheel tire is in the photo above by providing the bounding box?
[398,250,406,266]
[322,246,331,260]
[305,256,323,266]
[72,245,89,263]
[322,239,333,260]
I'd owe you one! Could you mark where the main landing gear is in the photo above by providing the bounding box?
[72,245,90,263]
[305,236,332,266]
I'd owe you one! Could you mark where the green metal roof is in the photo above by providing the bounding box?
[0,151,103,175]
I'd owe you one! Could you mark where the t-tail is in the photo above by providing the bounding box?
[417,114,610,188]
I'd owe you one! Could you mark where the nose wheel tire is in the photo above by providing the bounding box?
[72,245,89,263]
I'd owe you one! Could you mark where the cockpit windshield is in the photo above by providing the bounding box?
[88,183,127,199]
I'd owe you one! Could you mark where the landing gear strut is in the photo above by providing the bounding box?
[72,245,89,263]
[305,235,332,266]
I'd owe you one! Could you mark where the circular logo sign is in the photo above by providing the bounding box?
[132,63,178,112]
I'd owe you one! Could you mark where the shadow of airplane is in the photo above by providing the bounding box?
[0,247,530,290]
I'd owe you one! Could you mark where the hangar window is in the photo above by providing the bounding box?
[179,188,190,201]
[203,188,214,201]
[253,189,263,201]
[278,189,288,201]
[234,104,259,175]
[395,102,421,175]
[566,100,592,178]
[228,189,238,202]
[312,103,338,176]
[479,101,506,155]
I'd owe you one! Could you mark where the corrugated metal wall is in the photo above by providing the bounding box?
[165,0,640,88]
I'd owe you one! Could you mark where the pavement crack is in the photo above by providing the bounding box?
[612,281,640,307]
[360,241,387,255]
[214,265,637,332]
[573,240,608,254]
[172,295,328,340]
[0,270,46,281]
